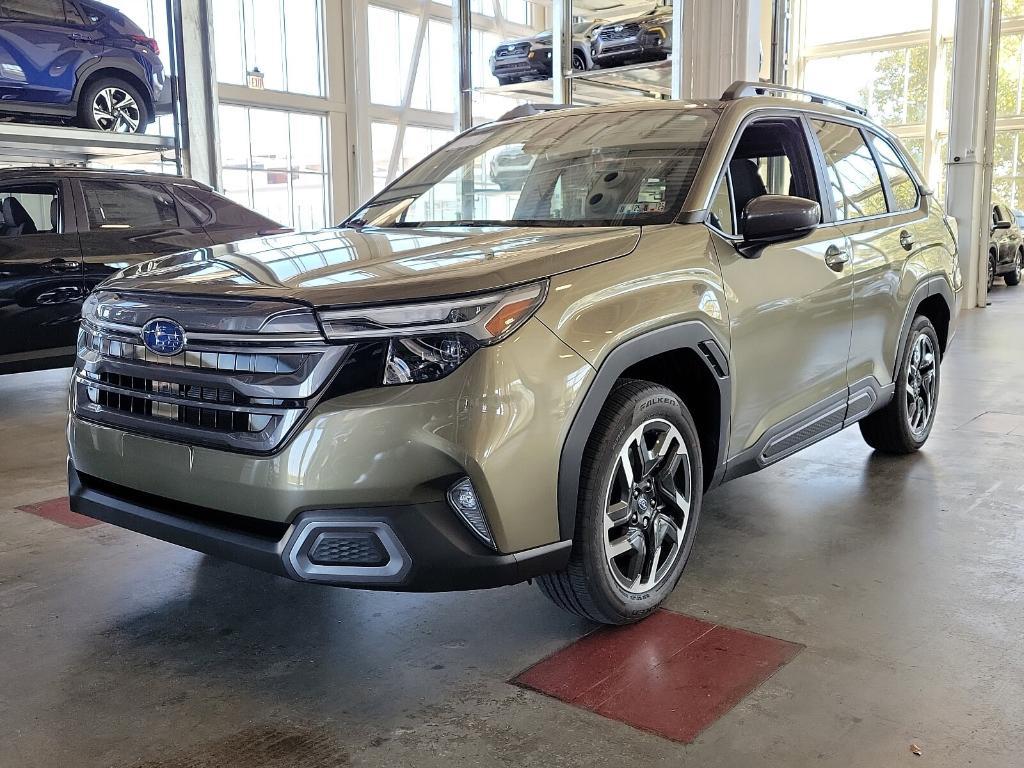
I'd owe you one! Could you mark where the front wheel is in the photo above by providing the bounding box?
[1005,251,1022,286]
[859,315,941,454]
[537,380,703,625]
[988,254,997,292]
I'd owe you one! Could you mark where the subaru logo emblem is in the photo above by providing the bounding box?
[507,44,515,51]
[141,318,186,356]
[615,24,623,31]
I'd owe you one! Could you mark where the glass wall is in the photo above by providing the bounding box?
[793,0,954,201]
[992,2,1024,207]
[213,0,324,96]
[218,105,329,231]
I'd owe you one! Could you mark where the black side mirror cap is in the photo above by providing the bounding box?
[993,219,1012,230]
[738,195,821,258]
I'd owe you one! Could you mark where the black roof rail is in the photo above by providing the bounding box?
[721,80,869,117]
[495,103,575,122]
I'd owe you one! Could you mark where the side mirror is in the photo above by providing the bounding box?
[738,195,821,258]
[993,218,1012,231]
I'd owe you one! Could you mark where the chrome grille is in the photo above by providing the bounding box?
[72,301,349,454]
[495,42,530,58]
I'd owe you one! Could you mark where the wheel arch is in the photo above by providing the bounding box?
[896,277,954,368]
[556,322,731,540]
[74,62,154,120]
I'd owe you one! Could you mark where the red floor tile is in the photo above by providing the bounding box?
[15,497,100,529]
[515,611,803,744]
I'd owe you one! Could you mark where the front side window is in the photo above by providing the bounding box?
[81,181,178,230]
[0,184,60,237]
[2,0,66,22]
[707,116,820,236]
[812,120,887,221]
[351,108,719,228]
[869,134,919,212]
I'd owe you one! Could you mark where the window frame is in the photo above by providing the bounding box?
[702,109,829,240]
[0,180,67,237]
[866,131,923,214]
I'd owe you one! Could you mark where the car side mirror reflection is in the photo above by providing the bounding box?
[738,195,821,259]
[993,219,1012,231]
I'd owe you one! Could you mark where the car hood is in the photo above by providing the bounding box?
[104,225,643,308]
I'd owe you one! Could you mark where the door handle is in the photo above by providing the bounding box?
[46,258,82,272]
[824,244,850,271]
[899,230,915,251]
[67,32,87,41]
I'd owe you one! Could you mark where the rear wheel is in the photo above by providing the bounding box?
[77,77,149,134]
[1005,251,1022,286]
[537,380,703,625]
[859,315,941,454]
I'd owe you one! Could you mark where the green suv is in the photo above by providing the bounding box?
[68,83,962,625]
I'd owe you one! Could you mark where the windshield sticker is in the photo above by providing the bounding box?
[617,202,666,216]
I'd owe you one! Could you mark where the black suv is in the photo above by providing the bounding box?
[0,168,285,375]
[989,200,1023,289]
[590,10,672,69]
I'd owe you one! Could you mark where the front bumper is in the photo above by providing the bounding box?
[591,38,668,65]
[490,53,551,80]
[70,463,571,591]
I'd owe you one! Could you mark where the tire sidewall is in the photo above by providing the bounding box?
[577,386,703,622]
[895,318,941,449]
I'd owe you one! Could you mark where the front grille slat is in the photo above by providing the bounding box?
[73,317,349,454]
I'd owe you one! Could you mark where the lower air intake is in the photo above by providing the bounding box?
[308,532,389,567]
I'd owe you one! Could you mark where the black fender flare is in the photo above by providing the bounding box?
[73,58,153,113]
[556,321,732,540]
[894,275,955,371]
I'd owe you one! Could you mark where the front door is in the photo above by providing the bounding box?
[708,115,855,456]
[0,1,90,105]
[0,178,84,373]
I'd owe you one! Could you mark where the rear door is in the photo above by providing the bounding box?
[75,177,214,293]
[0,177,84,372]
[708,114,855,457]
[810,119,926,392]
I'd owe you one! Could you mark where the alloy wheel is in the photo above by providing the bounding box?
[988,257,996,291]
[92,88,142,133]
[572,52,586,71]
[905,332,938,439]
[603,419,692,594]
[1014,254,1022,282]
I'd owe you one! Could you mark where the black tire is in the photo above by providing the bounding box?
[572,51,587,71]
[77,77,149,134]
[1005,251,1022,286]
[988,253,997,292]
[859,315,941,454]
[536,379,703,625]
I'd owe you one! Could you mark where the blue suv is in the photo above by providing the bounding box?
[0,0,171,133]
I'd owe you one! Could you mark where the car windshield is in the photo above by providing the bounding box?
[348,108,719,229]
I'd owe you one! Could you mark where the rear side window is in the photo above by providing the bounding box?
[185,186,279,229]
[869,135,919,212]
[812,120,887,222]
[2,0,66,22]
[63,1,86,26]
[174,186,214,226]
[81,181,178,230]
[0,183,61,237]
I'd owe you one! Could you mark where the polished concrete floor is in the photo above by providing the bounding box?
[1,289,1022,768]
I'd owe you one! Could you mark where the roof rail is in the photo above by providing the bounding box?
[721,80,869,117]
[495,103,575,122]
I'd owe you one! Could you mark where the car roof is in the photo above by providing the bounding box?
[0,167,209,188]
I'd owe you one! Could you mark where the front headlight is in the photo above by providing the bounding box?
[317,282,548,386]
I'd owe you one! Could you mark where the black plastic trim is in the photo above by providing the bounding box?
[69,463,571,592]
[556,321,732,540]
[894,276,955,368]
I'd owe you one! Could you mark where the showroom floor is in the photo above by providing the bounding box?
[1,290,1022,768]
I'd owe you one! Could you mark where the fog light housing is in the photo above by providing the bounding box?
[447,477,496,550]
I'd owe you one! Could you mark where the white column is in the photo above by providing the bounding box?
[946,0,1000,309]
[680,0,762,100]
[177,0,220,187]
